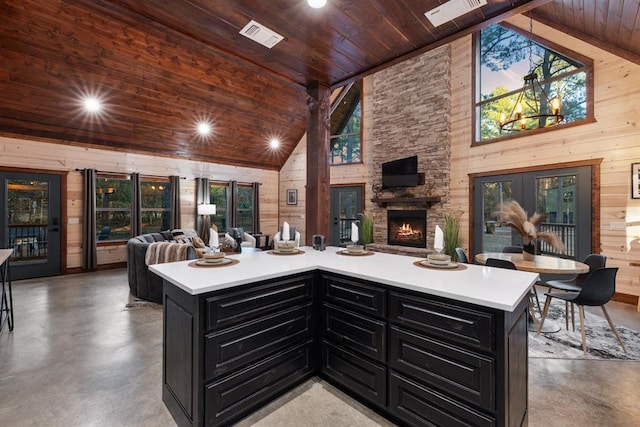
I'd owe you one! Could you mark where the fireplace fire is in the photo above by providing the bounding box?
[388,210,427,247]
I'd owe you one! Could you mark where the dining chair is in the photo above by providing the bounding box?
[541,254,607,331]
[485,258,539,328]
[501,246,542,312]
[454,247,469,264]
[536,267,627,354]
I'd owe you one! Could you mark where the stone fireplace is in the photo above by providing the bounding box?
[387,210,427,248]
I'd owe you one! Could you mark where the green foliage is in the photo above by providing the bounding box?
[360,213,374,245]
[443,213,462,261]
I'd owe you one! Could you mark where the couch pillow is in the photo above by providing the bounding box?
[160,230,173,240]
[192,236,206,248]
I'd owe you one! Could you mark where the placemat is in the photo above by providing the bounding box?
[188,258,240,268]
[267,249,306,256]
[413,260,467,271]
[336,249,375,256]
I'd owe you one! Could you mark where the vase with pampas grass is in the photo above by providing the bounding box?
[493,200,565,260]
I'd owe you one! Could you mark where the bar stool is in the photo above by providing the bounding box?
[0,249,14,333]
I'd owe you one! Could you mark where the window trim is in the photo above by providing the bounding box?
[472,22,595,146]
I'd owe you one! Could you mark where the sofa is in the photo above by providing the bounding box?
[127,230,198,303]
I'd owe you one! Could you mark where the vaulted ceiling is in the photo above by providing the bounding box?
[1,1,639,170]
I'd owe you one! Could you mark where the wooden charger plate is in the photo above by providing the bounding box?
[188,258,239,268]
[413,260,467,271]
[267,249,306,255]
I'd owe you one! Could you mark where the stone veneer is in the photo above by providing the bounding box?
[371,45,451,248]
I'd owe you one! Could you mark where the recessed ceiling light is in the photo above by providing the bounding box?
[269,138,280,149]
[197,122,211,136]
[308,0,327,9]
[83,96,102,113]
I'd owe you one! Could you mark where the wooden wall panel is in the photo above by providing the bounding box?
[0,135,278,269]
[450,15,640,303]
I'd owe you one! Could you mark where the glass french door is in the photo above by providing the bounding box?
[330,186,363,246]
[0,172,62,279]
[473,166,592,261]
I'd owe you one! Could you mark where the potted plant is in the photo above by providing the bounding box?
[443,212,462,261]
[493,200,564,260]
[360,213,374,246]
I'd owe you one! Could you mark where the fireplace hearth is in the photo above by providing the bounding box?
[388,210,427,248]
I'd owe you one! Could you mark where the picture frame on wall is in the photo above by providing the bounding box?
[286,189,297,205]
[633,163,640,199]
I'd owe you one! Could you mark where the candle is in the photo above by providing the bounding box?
[351,222,359,243]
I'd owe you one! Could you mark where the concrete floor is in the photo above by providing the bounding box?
[1,269,639,426]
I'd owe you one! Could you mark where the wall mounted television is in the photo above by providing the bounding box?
[381,155,420,189]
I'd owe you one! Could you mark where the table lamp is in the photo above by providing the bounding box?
[197,204,216,241]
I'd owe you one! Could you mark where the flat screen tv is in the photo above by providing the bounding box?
[381,155,420,189]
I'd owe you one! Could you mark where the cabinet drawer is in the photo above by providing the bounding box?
[322,303,386,362]
[205,341,314,426]
[205,303,313,379]
[206,274,313,331]
[389,372,495,427]
[390,326,495,410]
[322,274,386,317]
[321,340,386,408]
[389,292,495,351]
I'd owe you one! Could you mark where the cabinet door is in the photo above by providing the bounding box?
[205,341,314,426]
[206,274,313,331]
[389,292,495,351]
[321,340,386,408]
[205,303,313,379]
[322,274,386,318]
[390,326,495,410]
[389,372,495,427]
[322,303,386,362]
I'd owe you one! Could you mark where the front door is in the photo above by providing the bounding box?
[0,172,62,279]
[330,186,363,246]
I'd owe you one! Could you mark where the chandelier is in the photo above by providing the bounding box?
[498,18,564,133]
[498,72,563,132]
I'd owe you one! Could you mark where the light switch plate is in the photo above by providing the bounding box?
[609,222,626,231]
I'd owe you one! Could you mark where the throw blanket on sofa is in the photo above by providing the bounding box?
[145,242,192,266]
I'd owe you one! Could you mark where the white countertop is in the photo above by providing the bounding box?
[149,246,539,312]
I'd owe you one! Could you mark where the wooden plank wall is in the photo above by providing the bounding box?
[278,77,375,245]
[450,15,640,302]
[0,135,278,269]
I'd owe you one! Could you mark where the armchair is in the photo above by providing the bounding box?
[224,227,256,249]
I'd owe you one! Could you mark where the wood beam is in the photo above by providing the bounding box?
[305,83,331,246]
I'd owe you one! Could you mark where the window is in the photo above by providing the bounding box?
[209,183,227,231]
[236,185,254,231]
[475,24,593,143]
[96,174,131,241]
[209,182,257,233]
[140,177,171,234]
[330,80,362,165]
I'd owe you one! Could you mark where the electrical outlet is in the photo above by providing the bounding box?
[609,222,626,231]
[68,217,80,225]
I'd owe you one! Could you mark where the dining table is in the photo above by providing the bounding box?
[475,252,589,332]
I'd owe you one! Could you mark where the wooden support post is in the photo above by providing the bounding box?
[305,83,331,246]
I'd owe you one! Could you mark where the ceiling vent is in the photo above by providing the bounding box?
[424,0,487,27]
[239,20,284,49]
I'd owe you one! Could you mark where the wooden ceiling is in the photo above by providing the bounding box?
[1,1,638,170]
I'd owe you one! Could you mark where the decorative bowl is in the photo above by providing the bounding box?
[346,244,364,253]
[427,253,451,265]
[203,252,225,263]
[278,241,296,252]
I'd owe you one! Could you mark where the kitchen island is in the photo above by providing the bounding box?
[150,247,538,427]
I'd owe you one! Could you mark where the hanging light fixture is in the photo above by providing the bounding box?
[498,18,563,133]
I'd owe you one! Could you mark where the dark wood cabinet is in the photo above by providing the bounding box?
[163,270,529,427]
[163,273,315,427]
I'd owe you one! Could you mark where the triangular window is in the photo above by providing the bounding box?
[330,81,362,164]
